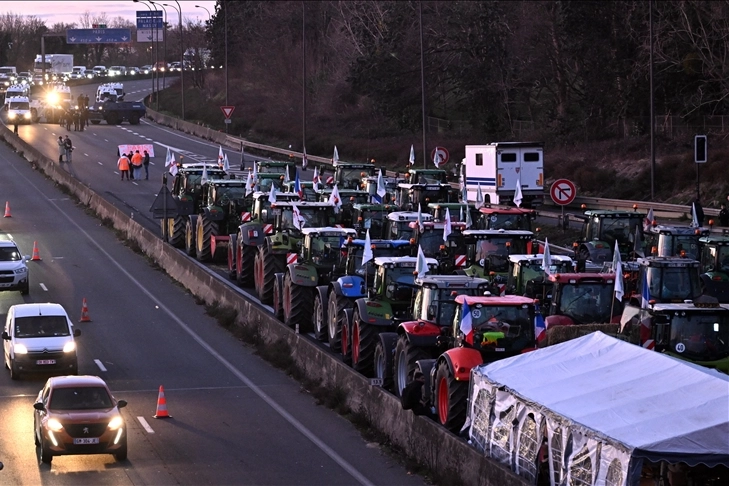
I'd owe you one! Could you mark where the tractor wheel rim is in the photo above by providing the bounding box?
[352,320,360,364]
[375,352,383,379]
[438,376,449,424]
[315,299,322,332]
[397,351,407,394]
[328,300,337,338]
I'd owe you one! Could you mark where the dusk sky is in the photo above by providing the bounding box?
[0,1,218,26]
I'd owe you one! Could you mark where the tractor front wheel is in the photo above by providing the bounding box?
[236,239,255,285]
[435,360,468,433]
[165,216,185,248]
[256,244,284,304]
[351,309,378,376]
[327,292,350,352]
[195,213,218,262]
[394,334,430,397]
[373,333,397,391]
[313,292,327,341]
[184,219,196,256]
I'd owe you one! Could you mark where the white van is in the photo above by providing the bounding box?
[2,303,80,380]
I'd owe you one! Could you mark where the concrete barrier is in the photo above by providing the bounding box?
[0,124,527,486]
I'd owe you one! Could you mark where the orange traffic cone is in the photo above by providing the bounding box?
[153,385,172,419]
[79,298,91,322]
[31,241,41,261]
[4,201,10,218]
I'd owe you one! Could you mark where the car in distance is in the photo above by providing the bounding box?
[140,65,152,74]
[3,303,80,380]
[127,66,140,76]
[92,65,108,78]
[108,66,126,77]
[33,375,128,464]
[0,235,30,294]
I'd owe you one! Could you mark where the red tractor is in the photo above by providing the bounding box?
[544,273,623,328]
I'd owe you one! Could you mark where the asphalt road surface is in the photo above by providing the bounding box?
[0,80,424,485]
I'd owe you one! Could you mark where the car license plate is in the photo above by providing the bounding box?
[73,437,100,445]
[36,359,56,365]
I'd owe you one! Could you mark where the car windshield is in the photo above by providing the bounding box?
[669,312,729,362]
[0,246,22,261]
[49,386,113,410]
[558,283,619,324]
[14,316,70,338]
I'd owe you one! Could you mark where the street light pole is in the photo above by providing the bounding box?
[419,1,427,169]
[133,0,156,106]
[151,1,168,108]
[163,1,184,120]
[194,4,211,20]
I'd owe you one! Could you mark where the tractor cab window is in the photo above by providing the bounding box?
[336,168,371,189]
[418,231,445,255]
[646,266,701,302]
[391,220,415,240]
[658,234,700,260]
[309,235,342,265]
[258,177,283,193]
[707,246,729,273]
[464,304,533,351]
[559,283,618,324]
[280,208,330,230]
[215,186,246,206]
[668,312,729,362]
[483,213,531,231]
[383,266,417,301]
[600,218,631,246]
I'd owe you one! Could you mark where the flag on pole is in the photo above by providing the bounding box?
[165,147,175,167]
[376,169,386,199]
[476,183,484,209]
[240,144,245,170]
[465,203,473,229]
[639,273,654,348]
[417,203,425,233]
[643,208,655,231]
[284,164,291,183]
[312,166,320,192]
[633,225,645,258]
[443,208,452,242]
[641,275,651,309]
[329,184,342,213]
[245,170,255,197]
[252,160,259,191]
[361,229,373,268]
[333,146,340,164]
[291,202,303,230]
[613,240,624,302]
[268,184,277,204]
[460,300,474,345]
[169,163,179,177]
[294,169,303,199]
[201,163,209,184]
[222,153,230,172]
[302,147,308,170]
[534,302,546,344]
[409,144,415,166]
[433,150,442,168]
[690,202,700,228]
[542,237,552,275]
[415,245,429,279]
[514,174,523,208]
[218,145,224,168]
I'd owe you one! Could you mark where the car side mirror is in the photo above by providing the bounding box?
[2,331,9,340]
[73,329,81,337]
[117,399,127,409]
[33,402,45,411]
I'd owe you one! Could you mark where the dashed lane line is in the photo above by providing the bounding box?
[137,416,155,434]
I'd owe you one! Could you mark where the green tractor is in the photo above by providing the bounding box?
[409,220,468,275]
[253,202,336,304]
[256,159,297,175]
[631,256,703,304]
[575,210,644,264]
[227,191,301,284]
[644,224,708,260]
[189,179,249,262]
[504,254,574,299]
[477,207,536,231]
[163,165,227,247]
[279,227,357,331]
[331,161,376,190]
[460,229,535,279]
[315,187,371,227]
[346,256,438,375]
[428,202,481,227]
[395,182,458,211]
[698,235,729,302]
[405,168,449,185]
[255,172,288,194]
[383,211,433,241]
[351,203,400,238]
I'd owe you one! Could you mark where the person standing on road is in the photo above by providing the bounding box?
[64,136,73,163]
[57,136,65,163]
[694,197,705,226]
[13,121,18,135]
[719,203,729,227]
[142,150,150,180]
[118,153,131,180]
[131,150,144,180]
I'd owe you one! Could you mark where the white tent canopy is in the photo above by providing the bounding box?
[466,332,729,486]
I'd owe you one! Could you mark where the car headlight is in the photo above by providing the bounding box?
[108,416,124,430]
[13,343,28,354]
[47,418,64,432]
[63,341,76,353]
[13,266,27,274]
[24,112,30,119]
[8,112,15,119]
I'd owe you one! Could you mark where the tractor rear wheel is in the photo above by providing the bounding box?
[184,219,196,256]
[351,309,378,376]
[373,333,397,391]
[394,334,431,397]
[195,213,218,262]
[435,360,468,433]
[272,273,284,320]
[313,292,327,341]
[256,244,284,304]
[327,292,350,352]
[236,241,255,285]
[165,216,185,248]
[283,272,314,332]
[227,241,237,279]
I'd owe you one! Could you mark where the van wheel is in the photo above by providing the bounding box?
[10,359,20,380]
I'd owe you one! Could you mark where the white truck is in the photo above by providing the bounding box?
[461,142,545,208]
[34,54,74,79]
[6,96,33,124]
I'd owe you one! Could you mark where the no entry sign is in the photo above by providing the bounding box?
[550,179,576,206]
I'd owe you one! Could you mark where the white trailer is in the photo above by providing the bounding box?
[34,54,74,77]
[461,142,545,208]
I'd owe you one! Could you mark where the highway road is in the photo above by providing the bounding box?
[0,80,425,485]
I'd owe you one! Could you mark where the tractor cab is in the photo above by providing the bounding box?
[362,174,405,202]
[256,160,296,174]
[478,207,536,231]
[411,276,492,326]
[351,203,400,238]
[698,235,729,302]
[644,224,709,260]
[576,210,645,264]
[546,273,621,327]
[282,180,317,201]
[505,254,574,298]
[428,203,480,226]
[332,162,376,190]
[408,221,467,274]
[200,179,250,221]
[256,173,287,194]
[406,168,449,184]
[267,202,336,235]
[461,229,535,278]
[296,227,357,282]
[170,165,227,215]
[620,298,729,373]
[396,182,457,211]
[342,239,413,281]
[368,256,439,318]
[249,191,300,222]
[385,211,433,241]
[635,256,702,304]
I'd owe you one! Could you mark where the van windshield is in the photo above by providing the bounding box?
[14,315,70,338]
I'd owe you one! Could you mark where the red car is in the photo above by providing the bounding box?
[33,375,128,464]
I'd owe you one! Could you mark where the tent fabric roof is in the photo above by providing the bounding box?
[475,332,729,466]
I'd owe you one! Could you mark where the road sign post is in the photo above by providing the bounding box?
[550,179,577,233]
[694,134,707,199]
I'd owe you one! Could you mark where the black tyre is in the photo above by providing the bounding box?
[114,436,128,461]
[106,112,119,125]
[256,244,285,304]
[227,240,237,279]
[40,436,53,464]
[195,213,218,262]
[394,334,430,397]
[272,273,284,320]
[129,115,140,125]
[435,360,468,433]
[20,279,30,296]
[283,272,314,332]
[9,358,20,380]
[236,241,255,285]
[184,219,196,256]
[351,309,378,376]
[313,292,327,341]
[373,333,397,391]
[577,245,591,262]
[34,427,40,446]
[166,216,185,248]
[340,311,352,365]
[327,291,350,352]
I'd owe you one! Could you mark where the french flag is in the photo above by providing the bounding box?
[534,303,546,344]
[294,169,303,199]
[460,300,474,345]
[640,275,653,347]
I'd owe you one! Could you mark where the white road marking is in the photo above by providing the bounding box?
[84,153,89,157]
[137,416,155,434]
[39,283,48,291]
[98,161,104,165]
[104,139,109,142]
[94,359,107,372]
